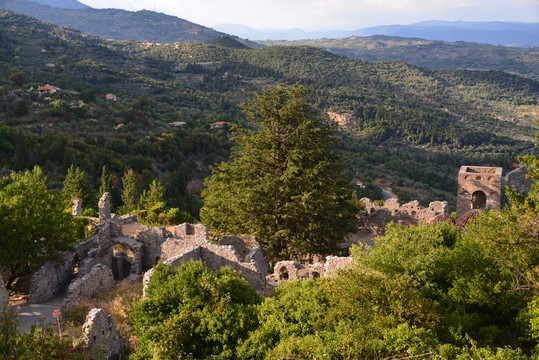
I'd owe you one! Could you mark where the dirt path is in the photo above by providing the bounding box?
[15,296,64,333]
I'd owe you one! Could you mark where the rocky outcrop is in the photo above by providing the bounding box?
[81,308,125,359]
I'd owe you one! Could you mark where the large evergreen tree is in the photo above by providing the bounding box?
[200,85,358,261]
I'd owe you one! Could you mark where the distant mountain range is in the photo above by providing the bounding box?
[216,21,539,47]
[0,0,259,46]
[262,36,539,81]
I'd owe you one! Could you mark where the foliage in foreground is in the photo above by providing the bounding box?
[0,166,86,288]
[0,306,88,359]
[129,261,261,359]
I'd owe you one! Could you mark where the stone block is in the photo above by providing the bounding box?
[81,308,126,359]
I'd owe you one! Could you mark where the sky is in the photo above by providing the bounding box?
[78,0,539,30]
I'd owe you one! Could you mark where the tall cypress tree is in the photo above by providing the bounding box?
[201,84,358,261]
[120,169,138,214]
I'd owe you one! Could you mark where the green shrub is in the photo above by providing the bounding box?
[130,261,260,359]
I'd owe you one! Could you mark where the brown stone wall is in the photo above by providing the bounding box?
[456,166,503,218]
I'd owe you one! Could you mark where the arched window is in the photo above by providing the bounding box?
[471,190,487,210]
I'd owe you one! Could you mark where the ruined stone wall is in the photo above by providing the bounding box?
[0,271,8,312]
[360,198,448,222]
[63,264,114,310]
[324,256,355,277]
[456,166,503,218]
[267,256,355,290]
[29,252,74,303]
[112,236,143,275]
[136,227,169,270]
[357,207,417,236]
[160,236,268,293]
[173,223,209,241]
[81,308,125,359]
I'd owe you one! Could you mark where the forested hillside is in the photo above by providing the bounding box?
[0,0,258,45]
[1,10,538,214]
[262,36,539,81]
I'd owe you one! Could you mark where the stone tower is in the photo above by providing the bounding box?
[456,166,503,218]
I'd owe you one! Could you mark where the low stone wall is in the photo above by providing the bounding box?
[63,264,114,310]
[81,308,126,359]
[29,252,74,304]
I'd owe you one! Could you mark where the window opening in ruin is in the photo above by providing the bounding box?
[155,256,160,265]
[476,176,482,181]
[394,210,398,214]
[113,244,135,260]
[311,272,320,279]
[279,267,289,280]
[411,211,417,217]
[370,208,376,214]
[185,224,194,235]
[471,190,487,210]
[72,254,81,276]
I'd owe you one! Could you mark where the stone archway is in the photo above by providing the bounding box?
[471,190,487,210]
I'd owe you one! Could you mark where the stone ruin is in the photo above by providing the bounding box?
[80,308,126,359]
[72,199,82,217]
[0,270,8,313]
[265,256,355,289]
[361,198,448,222]
[457,166,503,218]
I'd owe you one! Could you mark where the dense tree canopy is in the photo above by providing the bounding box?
[0,166,85,288]
[201,84,358,260]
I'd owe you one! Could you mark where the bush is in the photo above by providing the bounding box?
[130,261,260,359]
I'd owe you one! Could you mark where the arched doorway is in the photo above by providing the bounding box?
[471,190,487,210]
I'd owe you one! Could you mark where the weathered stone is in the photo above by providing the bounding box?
[0,271,9,313]
[98,192,111,223]
[173,223,209,241]
[136,227,169,270]
[360,197,448,223]
[457,166,502,218]
[29,252,74,303]
[324,256,354,277]
[63,264,114,310]
[81,308,126,359]
[72,199,82,217]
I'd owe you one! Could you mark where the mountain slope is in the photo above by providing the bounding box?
[261,36,539,81]
[27,0,88,9]
[1,10,538,208]
[0,0,257,45]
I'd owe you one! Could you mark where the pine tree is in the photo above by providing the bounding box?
[140,179,166,211]
[99,165,112,197]
[201,85,358,261]
[120,169,138,214]
[62,164,93,206]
